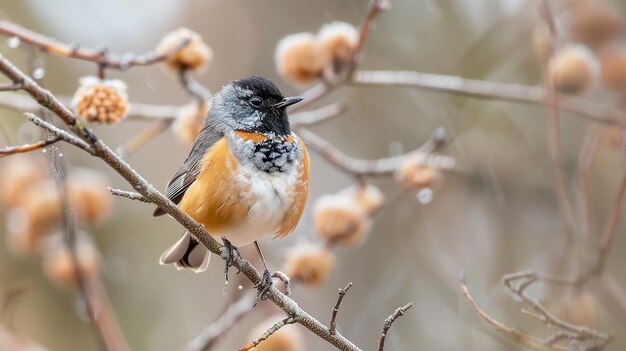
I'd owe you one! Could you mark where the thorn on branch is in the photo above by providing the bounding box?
[378,302,413,351]
[330,282,353,336]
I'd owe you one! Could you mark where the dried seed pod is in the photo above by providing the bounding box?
[599,44,626,90]
[173,100,211,145]
[569,0,623,49]
[283,243,335,288]
[313,192,371,247]
[318,21,359,70]
[275,33,324,85]
[339,184,384,214]
[156,27,213,72]
[248,316,306,351]
[41,232,101,289]
[67,168,112,226]
[396,156,443,191]
[0,157,47,208]
[71,76,129,124]
[547,45,598,95]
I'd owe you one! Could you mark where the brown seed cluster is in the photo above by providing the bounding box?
[72,76,129,124]
[174,100,211,145]
[1,157,107,289]
[275,21,359,85]
[396,156,443,191]
[283,243,336,288]
[248,316,306,351]
[569,0,623,49]
[548,45,598,95]
[156,27,213,72]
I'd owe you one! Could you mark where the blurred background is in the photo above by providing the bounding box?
[1,0,626,350]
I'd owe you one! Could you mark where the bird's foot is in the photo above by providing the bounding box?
[254,269,273,306]
[221,238,241,283]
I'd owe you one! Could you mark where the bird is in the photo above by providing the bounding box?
[153,76,309,295]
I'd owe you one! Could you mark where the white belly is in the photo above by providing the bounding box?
[217,164,298,246]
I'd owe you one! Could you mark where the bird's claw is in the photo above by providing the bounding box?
[254,269,273,306]
[221,238,241,283]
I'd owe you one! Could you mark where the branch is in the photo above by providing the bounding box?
[330,282,353,336]
[24,113,94,154]
[378,302,413,351]
[0,136,60,158]
[296,127,457,177]
[178,68,212,102]
[108,188,150,203]
[0,20,191,70]
[184,293,256,351]
[238,317,297,351]
[0,49,363,351]
[353,71,626,126]
[291,102,348,127]
[460,277,568,351]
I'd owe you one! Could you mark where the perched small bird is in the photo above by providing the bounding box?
[154,76,309,296]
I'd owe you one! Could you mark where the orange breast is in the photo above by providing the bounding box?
[179,138,250,233]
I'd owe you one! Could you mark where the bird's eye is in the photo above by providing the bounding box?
[249,96,263,107]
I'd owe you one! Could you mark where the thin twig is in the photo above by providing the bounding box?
[330,282,353,336]
[178,68,212,102]
[0,136,60,158]
[0,20,191,70]
[23,113,94,154]
[109,188,150,203]
[184,293,256,351]
[297,127,457,177]
[238,317,297,351]
[291,102,348,127]
[271,271,292,298]
[116,119,173,158]
[378,302,413,351]
[0,82,23,92]
[352,70,626,126]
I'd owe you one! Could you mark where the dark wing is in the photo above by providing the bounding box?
[153,128,222,216]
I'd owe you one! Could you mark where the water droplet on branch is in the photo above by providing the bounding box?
[7,36,20,48]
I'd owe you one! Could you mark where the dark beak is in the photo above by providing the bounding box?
[274,96,303,109]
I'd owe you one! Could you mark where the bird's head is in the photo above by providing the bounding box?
[207,75,302,136]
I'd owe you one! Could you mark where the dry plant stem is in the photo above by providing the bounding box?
[378,302,413,351]
[460,278,568,351]
[352,71,626,126]
[296,127,456,177]
[541,0,577,242]
[0,54,363,351]
[116,119,173,158]
[290,102,348,127]
[184,293,256,351]
[503,272,611,346]
[597,163,626,268]
[0,20,190,70]
[0,82,23,91]
[576,128,599,240]
[109,188,151,203]
[0,136,59,158]
[48,142,129,351]
[330,282,353,336]
[178,68,212,102]
[239,317,297,351]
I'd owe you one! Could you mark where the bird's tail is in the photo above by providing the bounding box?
[160,232,210,273]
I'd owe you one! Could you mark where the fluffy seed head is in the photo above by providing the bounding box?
[396,156,443,191]
[547,45,598,95]
[0,157,47,208]
[275,33,324,85]
[156,27,213,72]
[173,100,211,145]
[41,233,101,289]
[283,243,335,288]
[67,168,112,226]
[248,316,306,351]
[318,21,359,69]
[338,184,384,214]
[313,192,371,247]
[72,76,129,124]
[599,44,626,90]
[569,0,623,49]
